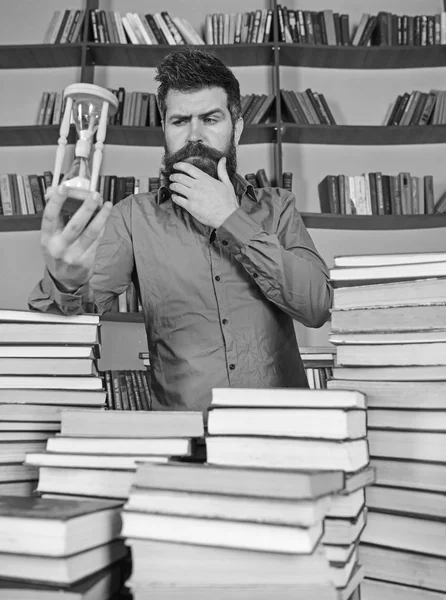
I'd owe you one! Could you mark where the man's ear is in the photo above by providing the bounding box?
[234,117,244,146]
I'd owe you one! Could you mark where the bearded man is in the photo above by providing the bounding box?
[29,48,332,411]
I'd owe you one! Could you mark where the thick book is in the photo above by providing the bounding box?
[133,461,344,499]
[126,539,334,587]
[333,278,446,310]
[372,458,446,493]
[336,342,446,367]
[368,408,446,431]
[0,496,122,557]
[359,544,446,592]
[361,577,444,600]
[121,510,323,554]
[327,379,446,410]
[330,330,446,345]
[362,511,446,557]
[47,435,192,456]
[0,345,97,359]
[366,485,446,520]
[0,357,97,376]
[0,539,126,585]
[328,488,365,519]
[343,465,376,494]
[329,260,446,287]
[207,408,366,440]
[368,430,446,463]
[205,437,369,473]
[125,486,332,527]
[36,466,137,499]
[331,304,446,333]
[0,323,99,345]
[25,452,169,470]
[0,309,99,324]
[210,388,366,409]
[59,410,204,438]
[0,376,103,390]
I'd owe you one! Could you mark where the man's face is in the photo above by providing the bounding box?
[160,87,243,184]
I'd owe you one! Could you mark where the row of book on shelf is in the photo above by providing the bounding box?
[44,7,446,48]
[0,169,293,217]
[318,172,446,216]
[277,5,446,46]
[384,89,446,126]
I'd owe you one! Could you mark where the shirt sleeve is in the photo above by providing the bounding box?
[28,197,136,316]
[215,189,333,328]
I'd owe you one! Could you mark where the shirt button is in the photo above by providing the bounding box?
[215,276,220,281]
[222,240,228,246]
[253,273,258,278]
[222,319,228,325]
[229,364,236,370]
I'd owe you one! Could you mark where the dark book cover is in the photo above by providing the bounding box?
[54,9,70,44]
[145,14,167,44]
[333,12,342,45]
[318,175,340,214]
[256,168,271,188]
[424,175,435,214]
[340,14,350,45]
[282,172,293,191]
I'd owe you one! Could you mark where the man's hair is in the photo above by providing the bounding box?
[155,48,242,125]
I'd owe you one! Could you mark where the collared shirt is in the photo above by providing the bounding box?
[29,174,333,411]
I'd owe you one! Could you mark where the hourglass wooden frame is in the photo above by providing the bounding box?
[51,83,119,197]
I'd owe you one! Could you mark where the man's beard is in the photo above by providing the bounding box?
[160,136,238,189]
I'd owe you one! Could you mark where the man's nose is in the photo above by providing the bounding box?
[187,120,204,143]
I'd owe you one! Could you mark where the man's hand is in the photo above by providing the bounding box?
[169,156,238,229]
[40,184,112,293]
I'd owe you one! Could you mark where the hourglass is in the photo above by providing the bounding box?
[52,83,119,215]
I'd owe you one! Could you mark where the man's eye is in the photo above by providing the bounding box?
[204,118,217,124]
[173,120,185,126]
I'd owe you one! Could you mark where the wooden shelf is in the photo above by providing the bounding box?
[0,124,275,147]
[101,312,144,323]
[301,213,446,229]
[2,212,446,233]
[88,43,275,68]
[279,44,446,69]
[0,125,76,146]
[0,44,83,69]
[281,124,446,145]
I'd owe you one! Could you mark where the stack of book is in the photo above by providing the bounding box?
[328,250,446,600]
[0,309,105,497]
[204,387,375,599]
[0,495,128,599]
[121,460,344,599]
[25,410,204,501]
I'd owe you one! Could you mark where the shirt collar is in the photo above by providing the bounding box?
[156,173,258,205]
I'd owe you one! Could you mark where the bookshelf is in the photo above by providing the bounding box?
[1,0,446,353]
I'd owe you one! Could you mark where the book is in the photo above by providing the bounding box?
[0,539,126,585]
[25,452,170,470]
[331,304,446,333]
[328,488,365,518]
[121,511,324,554]
[336,342,446,367]
[330,330,446,345]
[362,511,446,557]
[368,408,446,431]
[0,309,99,324]
[0,357,97,376]
[330,261,446,287]
[333,251,446,268]
[59,410,204,438]
[0,324,99,345]
[210,388,366,408]
[361,578,445,600]
[126,539,336,588]
[332,277,446,310]
[0,376,103,390]
[0,496,122,556]
[207,408,366,440]
[366,485,446,520]
[0,562,125,600]
[369,430,446,462]
[0,346,97,358]
[371,458,446,493]
[359,544,446,592]
[132,461,344,499]
[0,388,105,407]
[327,379,446,409]
[323,506,367,545]
[343,465,376,494]
[332,365,446,381]
[125,486,332,527]
[46,436,192,456]
[205,437,369,472]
